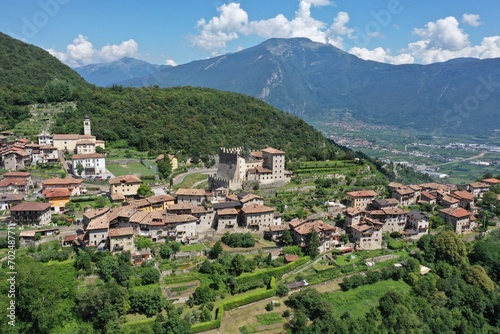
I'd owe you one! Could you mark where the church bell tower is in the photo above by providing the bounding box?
[83,115,91,136]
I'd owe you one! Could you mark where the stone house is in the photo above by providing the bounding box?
[10,202,52,226]
[175,188,206,206]
[216,208,239,229]
[108,227,134,253]
[346,190,378,209]
[0,193,24,211]
[289,219,342,253]
[350,218,383,250]
[406,210,430,239]
[439,207,477,234]
[240,203,275,231]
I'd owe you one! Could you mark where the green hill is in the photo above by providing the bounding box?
[0,32,341,161]
[51,86,343,160]
[0,32,88,91]
[0,32,90,130]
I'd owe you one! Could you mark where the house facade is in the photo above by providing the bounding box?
[109,175,142,197]
[10,202,52,226]
[71,153,106,177]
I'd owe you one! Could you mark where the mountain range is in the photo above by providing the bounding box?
[80,38,500,135]
[74,57,170,87]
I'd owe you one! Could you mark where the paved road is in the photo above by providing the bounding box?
[172,168,216,186]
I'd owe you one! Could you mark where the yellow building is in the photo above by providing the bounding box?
[42,188,71,213]
[109,175,142,197]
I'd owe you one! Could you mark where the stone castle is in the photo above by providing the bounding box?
[209,146,291,190]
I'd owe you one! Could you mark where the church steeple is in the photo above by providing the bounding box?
[83,115,91,136]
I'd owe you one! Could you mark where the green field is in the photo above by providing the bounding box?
[106,163,155,177]
[324,279,411,319]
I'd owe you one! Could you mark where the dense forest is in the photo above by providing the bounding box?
[50,86,342,160]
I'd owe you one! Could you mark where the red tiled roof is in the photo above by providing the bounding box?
[452,190,475,201]
[42,178,83,186]
[0,178,27,187]
[10,202,51,211]
[72,153,105,160]
[109,175,142,185]
[346,190,378,197]
[241,203,275,214]
[3,171,31,178]
[440,207,472,218]
[108,227,134,238]
[262,147,285,154]
[175,188,206,196]
[483,178,500,184]
[42,188,72,198]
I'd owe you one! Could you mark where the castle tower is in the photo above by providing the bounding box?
[83,115,91,136]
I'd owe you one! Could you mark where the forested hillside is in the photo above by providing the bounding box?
[51,86,343,160]
[0,32,90,130]
[0,32,342,161]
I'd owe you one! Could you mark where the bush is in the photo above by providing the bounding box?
[265,303,274,311]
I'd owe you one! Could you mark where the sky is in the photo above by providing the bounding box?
[1,0,500,67]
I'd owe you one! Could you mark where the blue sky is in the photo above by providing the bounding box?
[1,0,500,67]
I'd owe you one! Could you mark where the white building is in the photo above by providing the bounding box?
[71,153,106,177]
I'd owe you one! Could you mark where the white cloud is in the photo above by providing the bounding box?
[191,1,341,53]
[407,16,500,64]
[47,34,138,67]
[165,59,177,66]
[413,16,469,51]
[190,3,248,52]
[349,46,414,64]
[462,13,482,27]
[100,39,138,61]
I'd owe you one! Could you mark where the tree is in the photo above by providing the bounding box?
[135,236,154,250]
[157,157,172,179]
[210,241,223,259]
[280,229,293,245]
[160,242,180,259]
[76,162,84,176]
[141,267,160,285]
[137,184,153,197]
[94,196,107,208]
[190,286,215,305]
[64,201,76,213]
[75,249,92,274]
[432,230,467,266]
[129,286,166,317]
[305,229,320,258]
[464,265,496,292]
[230,254,248,276]
[97,255,119,282]
[276,283,290,297]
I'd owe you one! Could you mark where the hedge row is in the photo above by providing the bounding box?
[70,196,100,202]
[192,279,277,332]
[236,256,310,287]
[121,318,154,334]
[223,286,277,311]
[191,305,223,334]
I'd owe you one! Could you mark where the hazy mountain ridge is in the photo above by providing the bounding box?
[74,57,171,87]
[114,38,500,134]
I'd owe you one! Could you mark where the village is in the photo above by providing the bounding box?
[1,116,499,264]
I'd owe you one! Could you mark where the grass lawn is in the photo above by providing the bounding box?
[180,242,210,252]
[106,163,155,177]
[174,173,208,190]
[324,279,411,319]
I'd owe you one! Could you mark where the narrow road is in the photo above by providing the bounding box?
[428,151,487,168]
[172,168,216,186]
